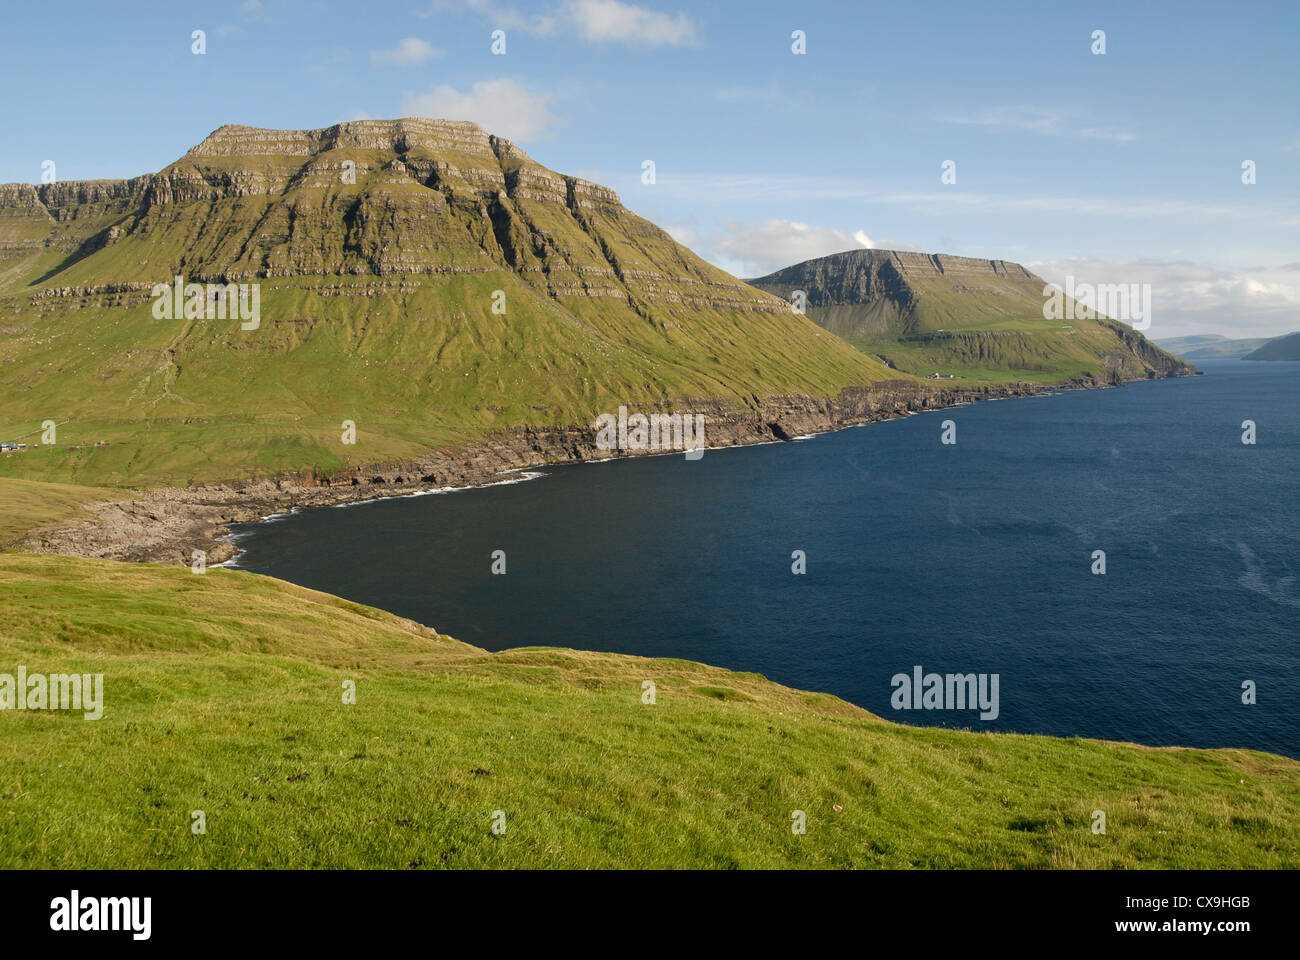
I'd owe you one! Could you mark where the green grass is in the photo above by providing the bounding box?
[0,477,118,546]
[1,553,1296,869]
[849,325,1179,384]
[0,271,896,488]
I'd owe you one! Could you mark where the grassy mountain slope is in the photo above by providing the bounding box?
[1,552,1296,868]
[748,249,1193,383]
[0,119,896,488]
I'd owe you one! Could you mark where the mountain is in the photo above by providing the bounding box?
[1243,332,1300,361]
[0,119,898,487]
[747,249,1192,383]
[1155,334,1275,359]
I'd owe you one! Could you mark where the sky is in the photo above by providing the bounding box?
[1,0,1297,338]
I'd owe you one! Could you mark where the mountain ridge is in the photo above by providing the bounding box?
[1155,333,1277,360]
[1,118,798,317]
[747,247,1192,383]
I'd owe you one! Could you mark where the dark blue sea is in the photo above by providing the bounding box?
[229,360,1299,756]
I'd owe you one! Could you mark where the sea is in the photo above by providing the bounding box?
[227,360,1299,756]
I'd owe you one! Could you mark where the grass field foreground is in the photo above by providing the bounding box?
[1,553,1296,869]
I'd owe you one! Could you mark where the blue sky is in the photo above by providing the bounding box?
[2,0,1297,337]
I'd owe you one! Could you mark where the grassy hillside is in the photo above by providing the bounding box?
[1,552,1296,869]
[748,250,1193,383]
[0,477,117,546]
[0,120,896,490]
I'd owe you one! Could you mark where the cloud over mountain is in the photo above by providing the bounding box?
[1029,257,1300,339]
[371,38,443,67]
[403,79,560,141]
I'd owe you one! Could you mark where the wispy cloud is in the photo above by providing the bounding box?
[216,0,269,36]
[660,217,913,278]
[420,0,558,35]
[424,0,698,47]
[713,83,801,109]
[941,105,1139,143]
[711,218,874,277]
[402,78,560,141]
[567,0,698,46]
[371,38,444,67]
[304,49,353,78]
[629,172,1299,227]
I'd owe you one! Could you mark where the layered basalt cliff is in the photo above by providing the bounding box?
[0,119,789,315]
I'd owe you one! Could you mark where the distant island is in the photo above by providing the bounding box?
[1156,331,1300,361]
[1243,331,1300,361]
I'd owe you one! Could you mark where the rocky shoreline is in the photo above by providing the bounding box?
[19,374,1158,565]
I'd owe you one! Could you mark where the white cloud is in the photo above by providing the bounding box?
[709,218,875,277]
[1029,257,1300,339]
[402,78,560,141]
[665,224,699,247]
[566,0,698,46]
[371,38,443,67]
[241,0,267,21]
[424,0,697,46]
[419,1,557,34]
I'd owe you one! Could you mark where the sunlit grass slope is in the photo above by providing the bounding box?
[0,478,117,546]
[1,554,1294,869]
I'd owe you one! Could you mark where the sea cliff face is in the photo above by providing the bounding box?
[20,376,1094,566]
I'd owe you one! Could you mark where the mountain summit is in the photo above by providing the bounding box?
[5,118,798,310]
